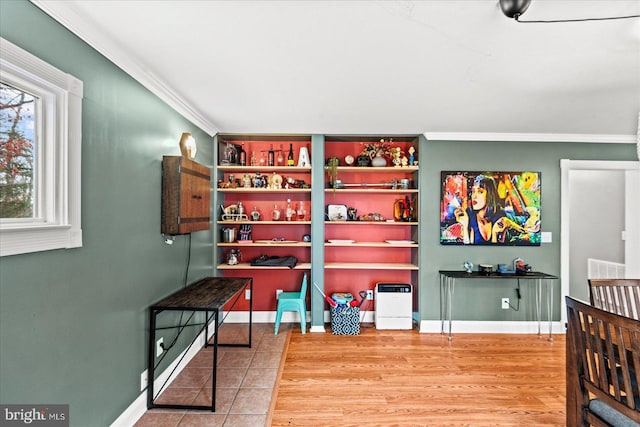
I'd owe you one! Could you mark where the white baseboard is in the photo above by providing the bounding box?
[110,320,217,426]
[418,320,566,335]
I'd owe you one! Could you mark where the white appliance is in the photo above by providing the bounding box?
[375,283,413,330]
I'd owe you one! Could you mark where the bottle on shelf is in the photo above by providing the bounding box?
[296,201,306,221]
[277,144,284,166]
[250,150,257,166]
[268,144,275,167]
[260,152,266,166]
[251,206,261,221]
[287,143,295,166]
[286,199,294,221]
[237,201,244,218]
[272,204,281,221]
[239,142,246,166]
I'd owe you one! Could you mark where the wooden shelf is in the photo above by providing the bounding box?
[325,221,418,226]
[324,188,418,194]
[218,188,311,193]
[218,242,311,247]
[218,166,311,173]
[325,166,418,173]
[324,242,417,248]
[324,262,418,270]
[217,262,312,270]
[218,220,311,225]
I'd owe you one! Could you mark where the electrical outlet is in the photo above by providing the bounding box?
[140,370,148,391]
[366,290,374,300]
[245,289,251,300]
[501,298,510,310]
[276,289,283,299]
[156,337,164,357]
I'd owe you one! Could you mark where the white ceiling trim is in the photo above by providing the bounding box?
[424,132,637,144]
[30,1,639,143]
[31,0,220,136]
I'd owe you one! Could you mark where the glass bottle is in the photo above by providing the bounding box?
[296,201,306,221]
[268,144,275,167]
[259,152,266,166]
[288,143,295,166]
[286,199,294,221]
[271,204,281,221]
[277,144,284,166]
[251,206,261,221]
[239,142,246,166]
[250,150,257,166]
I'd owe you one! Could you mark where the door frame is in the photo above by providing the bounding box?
[560,159,640,325]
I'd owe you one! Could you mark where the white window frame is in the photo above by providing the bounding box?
[0,37,83,256]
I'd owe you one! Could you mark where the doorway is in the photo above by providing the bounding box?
[560,159,640,324]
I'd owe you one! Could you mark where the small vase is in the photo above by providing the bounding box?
[370,152,387,167]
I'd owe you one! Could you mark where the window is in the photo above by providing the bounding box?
[0,37,83,256]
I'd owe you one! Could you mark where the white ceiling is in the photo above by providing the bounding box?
[33,0,640,142]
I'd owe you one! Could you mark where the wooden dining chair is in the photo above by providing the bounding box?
[588,279,640,320]
[565,297,640,427]
[565,296,640,426]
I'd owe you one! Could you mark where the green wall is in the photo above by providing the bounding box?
[419,140,636,322]
[1,1,638,425]
[0,2,214,425]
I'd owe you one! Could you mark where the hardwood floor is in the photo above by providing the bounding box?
[270,326,565,426]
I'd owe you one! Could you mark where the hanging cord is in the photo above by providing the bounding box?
[156,234,193,356]
[183,233,192,287]
[515,14,640,23]
[508,280,522,311]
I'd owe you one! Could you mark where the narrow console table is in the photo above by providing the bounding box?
[147,277,252,412]
[439,270,558,341]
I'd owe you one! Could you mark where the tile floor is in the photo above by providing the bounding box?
[134,322,290,427]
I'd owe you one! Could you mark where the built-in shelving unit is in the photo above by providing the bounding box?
[214,134,313,312]
[212,133,422,322]
[322,135,420,315]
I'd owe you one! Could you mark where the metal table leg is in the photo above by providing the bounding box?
[447,277,455,340]
[547,279,553,342]
[535,278,541,336]
[440,274,446,335]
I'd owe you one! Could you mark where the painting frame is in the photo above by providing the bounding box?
[440,171,541,246]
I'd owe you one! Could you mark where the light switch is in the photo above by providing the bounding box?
[541,232,552,243]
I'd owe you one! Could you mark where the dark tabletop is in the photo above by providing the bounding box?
[151,277,251,310]
[439,270,558,279]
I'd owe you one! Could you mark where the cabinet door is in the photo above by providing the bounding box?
[179,159,211,233]
[161,156,211,235]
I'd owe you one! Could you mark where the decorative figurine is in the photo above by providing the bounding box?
[268,173,283,189]
[253,172,266,188]
[408,146,415,166]
[463,261,473,274]
[391,147,402,167]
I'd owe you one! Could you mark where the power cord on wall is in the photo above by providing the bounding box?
[157,234,193,356]
[508,281,522,311]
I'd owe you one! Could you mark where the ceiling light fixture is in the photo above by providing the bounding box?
[499,0,640,23]
[179,132,197,160]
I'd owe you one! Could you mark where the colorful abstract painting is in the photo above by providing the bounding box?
[440,171,541,246]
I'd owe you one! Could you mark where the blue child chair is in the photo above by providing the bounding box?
[274,272,307,335]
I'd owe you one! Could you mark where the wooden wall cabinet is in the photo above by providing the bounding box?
[161,156,211,235]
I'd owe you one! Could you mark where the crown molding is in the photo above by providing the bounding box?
[423,132,636,144]
[31,0,219,136]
